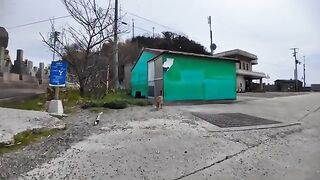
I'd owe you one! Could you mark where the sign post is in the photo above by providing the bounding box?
[48,60,67,115]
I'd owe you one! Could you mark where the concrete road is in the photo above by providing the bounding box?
[0,107,65,145]
[237,92,310,99]
[0,88,45,101]
[21,93,320,179]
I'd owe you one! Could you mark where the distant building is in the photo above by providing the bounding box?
[275,79,302,92]
[213,49,267,92]
[311,84,320,92]
[131,48,237,101]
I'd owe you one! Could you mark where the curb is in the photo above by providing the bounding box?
[205,122,302,132]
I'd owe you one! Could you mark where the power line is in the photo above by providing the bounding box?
[135,26,153,34]
[123,21,153,34]
[7,15,72,30]
[121,9,182,34]
[7,9,182,36]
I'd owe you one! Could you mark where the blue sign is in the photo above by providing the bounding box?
[49,60,68,87]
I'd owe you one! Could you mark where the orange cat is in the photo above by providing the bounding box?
[155,90,163,110]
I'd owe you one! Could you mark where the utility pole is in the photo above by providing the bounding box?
[132,18,135,39]
[113,0,119,89]
[51,17,60,100]
[303,56,306,88]
[152,27,155,38]
[291,48,299,91]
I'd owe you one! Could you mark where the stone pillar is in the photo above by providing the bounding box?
[12,49,24,75]
[0,47,4,72]
[26,60,33,75]
[39,62,44,78]
[16,49,23,62]
[37,62,45,84]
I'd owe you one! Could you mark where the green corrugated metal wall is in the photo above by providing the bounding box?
[131,51,157,97]
[163,54,236,101]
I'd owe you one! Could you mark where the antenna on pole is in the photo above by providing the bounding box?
[207,16,216,55]
[132,18,135,39]
[152,27,155,38]
[303,55,306,87]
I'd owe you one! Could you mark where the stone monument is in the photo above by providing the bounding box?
[0,27,9,48]
[11,49,26,75]
[0,27,11,73]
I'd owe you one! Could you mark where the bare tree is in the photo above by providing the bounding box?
[41,0,116,96]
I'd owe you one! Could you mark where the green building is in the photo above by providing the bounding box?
[131,48,237,101]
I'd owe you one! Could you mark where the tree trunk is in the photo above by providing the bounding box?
[79,78,85,97]
[79,86,85,97]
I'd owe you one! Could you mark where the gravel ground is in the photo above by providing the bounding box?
[0,107,196,179]
[1,93,318,179]
[0,107,65,145]
[18,106,306,180]
[0,109,99,179]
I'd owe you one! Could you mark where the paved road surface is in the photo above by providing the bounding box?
[0,88,45,100]
[0,107,65,145]
[1,92,319,179]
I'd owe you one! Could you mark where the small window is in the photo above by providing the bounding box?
[243,62,245,70]
[239,62,241,69]
[246,63,249,70]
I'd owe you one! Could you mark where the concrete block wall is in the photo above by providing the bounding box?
[236,75,245,92]
[0,72,40,88]
[1,72,20,81]
[22,74,38,83]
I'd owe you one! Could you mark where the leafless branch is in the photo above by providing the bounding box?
[41,0,120,96]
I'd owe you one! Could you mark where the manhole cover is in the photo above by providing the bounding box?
[193,113,281,128]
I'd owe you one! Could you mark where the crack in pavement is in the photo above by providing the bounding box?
[297,105,320,122]
[313,106,320,113]
[172,148,248,180]
[173,126,302,180]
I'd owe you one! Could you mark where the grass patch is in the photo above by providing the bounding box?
[103,99,128,109]
[0,128,63,155]
[60,90,83,113]
[0,89,84,114]
[127,99,152,106]
[0,95,46,111]
[0,89,151,112]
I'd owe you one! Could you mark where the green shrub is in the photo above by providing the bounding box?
[130,99,152,106]
[81,100,104,109]
[103,99,128,109]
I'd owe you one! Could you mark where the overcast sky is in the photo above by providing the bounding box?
[0,0,319,85]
